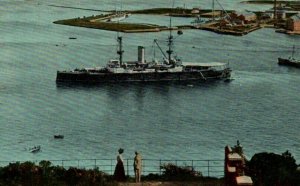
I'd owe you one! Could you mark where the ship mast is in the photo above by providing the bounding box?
[117,36,124,66]
[116,0,124,66]
[166,14,173,64]
[212,0,215,21]
[274,0,277,22]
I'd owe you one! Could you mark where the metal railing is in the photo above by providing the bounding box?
[0,158,224,177]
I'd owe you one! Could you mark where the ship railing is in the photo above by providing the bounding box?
[0,158,224,178]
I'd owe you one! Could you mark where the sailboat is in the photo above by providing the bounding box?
[278,45,300,67]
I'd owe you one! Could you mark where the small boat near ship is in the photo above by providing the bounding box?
[30,146,41,153]
[278,45,300,68]
[56,21,231,83]
[54,134,64,139]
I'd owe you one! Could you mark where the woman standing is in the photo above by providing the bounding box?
[114,148,126,181]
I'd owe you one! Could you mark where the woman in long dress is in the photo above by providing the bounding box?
[114,148,126,181]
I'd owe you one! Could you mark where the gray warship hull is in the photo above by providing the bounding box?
[56,68,231,83]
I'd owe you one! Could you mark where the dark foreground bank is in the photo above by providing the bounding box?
[0,161,221,186]
[0,150,300,186]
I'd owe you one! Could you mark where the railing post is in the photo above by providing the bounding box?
[78,160,79,168]
[126,159,129,176]
[111,159,113,175]
[208,160,210,177]
[191,160,194,171]
[142,159,145,175]
[62,160,64,167]
[159,159,162,175]
[94,159,97,169]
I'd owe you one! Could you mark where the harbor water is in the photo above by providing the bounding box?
[0,0,299,173]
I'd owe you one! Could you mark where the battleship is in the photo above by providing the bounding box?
[56,30,231,83]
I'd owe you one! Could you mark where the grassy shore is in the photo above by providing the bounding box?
[241,0,300,5]
[54,19,165,33]
[127,8,231,15]
[53,13,167,33]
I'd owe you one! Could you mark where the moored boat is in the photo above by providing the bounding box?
[278,45,300,67]
[54,134,64,139]
[278,57,300,67]
[30,146,41,153]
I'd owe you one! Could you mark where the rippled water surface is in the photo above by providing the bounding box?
[0,0,299,170]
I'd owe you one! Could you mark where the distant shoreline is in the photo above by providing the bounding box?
[48,4,111,12]
[241,1,300,5]
[53,7,262,36]
[51,4,299,36]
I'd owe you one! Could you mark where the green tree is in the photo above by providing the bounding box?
[246,151,299,186]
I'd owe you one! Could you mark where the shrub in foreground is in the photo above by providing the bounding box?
[246,151,300,186]
[160,163,203,181]
[0,161,112,186]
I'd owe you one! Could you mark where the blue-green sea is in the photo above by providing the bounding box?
[0,0,299,173]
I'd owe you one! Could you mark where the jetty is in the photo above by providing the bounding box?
[196,22,261,36]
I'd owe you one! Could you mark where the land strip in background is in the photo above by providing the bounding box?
[53,7,258,35]
[52,1,300,36]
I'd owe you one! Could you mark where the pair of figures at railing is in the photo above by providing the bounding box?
[114,148,142,183]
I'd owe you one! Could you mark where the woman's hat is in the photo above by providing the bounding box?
[118,148,124,154]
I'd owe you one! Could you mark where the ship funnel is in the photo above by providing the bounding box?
[138,46,145,63]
